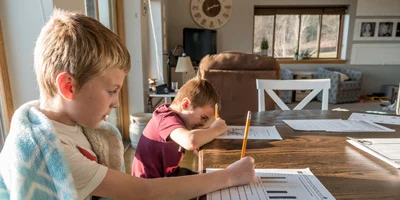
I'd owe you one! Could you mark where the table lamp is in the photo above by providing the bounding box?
[166,45,194,92]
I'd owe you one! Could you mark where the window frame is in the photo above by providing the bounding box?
[253,6,347,62]
[0,20,14,134]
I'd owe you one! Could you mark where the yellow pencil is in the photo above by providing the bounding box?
[240,111,252,158]
[215,103,219,119]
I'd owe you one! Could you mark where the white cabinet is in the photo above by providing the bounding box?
[351,44,400,65]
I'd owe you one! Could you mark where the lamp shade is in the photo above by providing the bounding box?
[175,56,194,73]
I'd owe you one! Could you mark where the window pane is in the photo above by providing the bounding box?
[274,15,299,58]
[320,15,340,58]
[253,15,274,56]
[299,15,320,58]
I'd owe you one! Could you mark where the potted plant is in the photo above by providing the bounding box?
[300,50,312,59]
[293,47,299,60]
[260,38,269,56]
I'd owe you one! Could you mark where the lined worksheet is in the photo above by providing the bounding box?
[206,168,335,200]
[348,113,400,126]
[283,119,394,132]
[347,137,400,168]
[217,126,282,140]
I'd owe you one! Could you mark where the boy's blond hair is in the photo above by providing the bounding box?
[171,78,220,109]
[34,9,130,98]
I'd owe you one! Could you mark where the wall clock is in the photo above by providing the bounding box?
[190,0,232,29]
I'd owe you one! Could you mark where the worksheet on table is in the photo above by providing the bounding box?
[216,126,282,140]
[206,168,335,200]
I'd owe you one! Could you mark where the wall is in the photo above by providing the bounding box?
[124,0,150,113]
[165,0,400,95]
[53,0,85,12]
[0,0,53,108]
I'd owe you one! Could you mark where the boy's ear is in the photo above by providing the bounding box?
[181,97,192,111]
[56,72,76,100]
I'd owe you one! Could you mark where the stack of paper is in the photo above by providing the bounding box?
[283,119,394,132]
[217,126,282,140]
[206,168,335,200]
[347,138,400,168]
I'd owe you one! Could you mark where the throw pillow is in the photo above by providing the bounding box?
[335,72,350,81]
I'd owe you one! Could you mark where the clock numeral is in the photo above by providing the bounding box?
[191,6,199,11]
[201,19,207,26]
[209,21,214,28]
[223,13,230,19]
[194,13,201,19]
[224,5,232,9]
[218,18,223,25]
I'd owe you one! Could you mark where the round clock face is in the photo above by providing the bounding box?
[190,0,232,29]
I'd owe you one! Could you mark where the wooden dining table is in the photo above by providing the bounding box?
[198,110,400,200]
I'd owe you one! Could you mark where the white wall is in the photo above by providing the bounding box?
[53,0,85,13]
[356,0,400,16]
[0,0,53,108]
[124,0,150,113]
[165,0,400,95]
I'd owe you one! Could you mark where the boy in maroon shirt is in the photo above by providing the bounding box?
[132,78,227,178]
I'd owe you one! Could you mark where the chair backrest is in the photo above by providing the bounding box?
[396,83,400,115]
[256,79,331,111]
[198,52,280,119]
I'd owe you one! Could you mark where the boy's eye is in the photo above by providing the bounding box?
[108,90,118,95]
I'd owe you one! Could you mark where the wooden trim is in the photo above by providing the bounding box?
[337,15,344,59]
[0,20,14,133]
[95,0,100,20]
[114,0,130,141]
[277,59,347,64]
[316,15,323,58]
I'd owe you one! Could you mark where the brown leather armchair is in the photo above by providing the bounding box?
[198,52,280,119]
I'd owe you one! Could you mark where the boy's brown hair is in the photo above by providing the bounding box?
[172,77,220,109]
[34,9,130,98]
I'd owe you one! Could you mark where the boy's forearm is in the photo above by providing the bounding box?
[94,168,232,199]
[188,128,223,149]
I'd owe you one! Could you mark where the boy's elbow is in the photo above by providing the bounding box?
[182,135,200,150]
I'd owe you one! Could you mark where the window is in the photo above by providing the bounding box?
[253,6,346,59]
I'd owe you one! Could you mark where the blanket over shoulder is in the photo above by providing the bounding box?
[0,101,125,200]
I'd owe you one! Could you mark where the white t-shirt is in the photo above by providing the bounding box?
[52,120,108,200]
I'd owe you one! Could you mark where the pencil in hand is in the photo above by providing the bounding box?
[240,111,252,158]
[215,103,219,119]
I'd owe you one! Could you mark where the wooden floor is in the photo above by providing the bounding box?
[124,146,198,175]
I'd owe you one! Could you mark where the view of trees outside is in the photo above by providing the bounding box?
[320,15,340,58]
[274,15,299,57]
[253,14,340,59]
[299,15,320,58]
[253,15,274,56]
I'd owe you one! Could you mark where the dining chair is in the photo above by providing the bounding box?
[256,79,331,111]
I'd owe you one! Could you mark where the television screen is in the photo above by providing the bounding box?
[183,28,217,66]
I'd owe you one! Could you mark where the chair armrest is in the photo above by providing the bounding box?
[316,68,340,92]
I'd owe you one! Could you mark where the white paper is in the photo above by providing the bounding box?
[349,113,400,126]
[206,168,335,200]
[283,119,394,132]
[217,126,282,140]
[347,138,400,168]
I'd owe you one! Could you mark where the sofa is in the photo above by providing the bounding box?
[197,52,280,119]
[316,67,362,104]
[280,68,294,104]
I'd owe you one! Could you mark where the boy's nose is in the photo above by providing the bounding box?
[112,96,120,108]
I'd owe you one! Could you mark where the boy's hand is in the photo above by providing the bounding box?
[210,118,227,135]
[225,156,255,187]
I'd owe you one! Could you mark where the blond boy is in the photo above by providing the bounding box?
[0,9,255,200]
[132,78,227,178]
